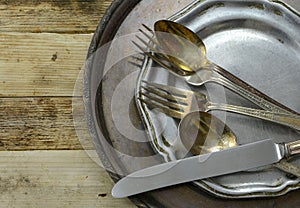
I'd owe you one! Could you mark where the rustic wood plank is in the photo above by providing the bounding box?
[0,150,135,207]
[0,0,111,33]
[0,97,92,150]
[0,32,90,96]
[0,0,135,207]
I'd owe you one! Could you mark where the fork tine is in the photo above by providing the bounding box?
[133,37,159,57]
[141,83,187,103]
[138,28,155,42]
[134,25,189,77]
[132,40,148,53]
[141,92,185,112]
[127,55,145,68]
[142,24,154,34]
[138,96,184,119]
[139,81,197,119]
[140,89,186,111]
[135,35,157,52]
[133,40,174,70]
[134,37,188,77]
[138,28,159,47]
[142,81,190,98]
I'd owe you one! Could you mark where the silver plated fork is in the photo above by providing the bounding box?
[133,25,298,115]
[139,81,300,131]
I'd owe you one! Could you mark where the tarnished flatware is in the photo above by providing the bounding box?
[140,81,300,130]
[133,21,299,115]
[140,81,300,177]
[112,110,300,198]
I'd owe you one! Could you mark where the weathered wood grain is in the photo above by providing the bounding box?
[0,97,92,150]
[0,0,137,207]
[0,150,135,208]
[0,32,91,97]
[0,0,111,33]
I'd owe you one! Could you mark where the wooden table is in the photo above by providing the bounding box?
[0,0,135,207]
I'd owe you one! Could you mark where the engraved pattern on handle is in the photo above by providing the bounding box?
[286,140,300,157]
[207,103,300,131]
[274,160,300,177]
[211,64,299,115]
[209,71,293,114]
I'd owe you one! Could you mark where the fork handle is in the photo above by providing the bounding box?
[210,64,299,115]
[208,102,300,131]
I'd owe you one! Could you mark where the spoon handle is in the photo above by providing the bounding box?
[210,64,299,115]
[274,159,300,177]
[208,102,300,131]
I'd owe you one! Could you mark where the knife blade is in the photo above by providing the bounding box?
[112,139,300,198]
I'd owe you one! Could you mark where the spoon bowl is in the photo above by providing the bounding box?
[153,19,298,114]
[178,111,300,177]
[154,20,209,74]
[179,111,237,155]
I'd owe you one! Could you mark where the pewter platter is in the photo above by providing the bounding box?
[135,0,300,198]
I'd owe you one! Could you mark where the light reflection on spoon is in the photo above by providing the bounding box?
[178,111,237,155]
[154,20,298,115]
[178,111,300,177]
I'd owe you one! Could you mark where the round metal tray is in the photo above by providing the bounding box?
[136,0,300,198]
[84,0,300,207]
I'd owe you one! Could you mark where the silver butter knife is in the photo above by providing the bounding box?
[112,139,300,198]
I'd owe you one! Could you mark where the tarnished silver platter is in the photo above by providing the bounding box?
[136,0,300,198]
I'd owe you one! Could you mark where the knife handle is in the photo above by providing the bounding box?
[286,140,300,158]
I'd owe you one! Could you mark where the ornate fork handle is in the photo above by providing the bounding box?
[211,64,299,115]
[207,102,300,131]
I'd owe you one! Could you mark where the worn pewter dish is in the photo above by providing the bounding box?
[84,0,300,206]
[136,0,300,198]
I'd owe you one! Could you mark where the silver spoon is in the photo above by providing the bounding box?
[179,111,300,176]
[153,20,299,115]
[179,111,237,155]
